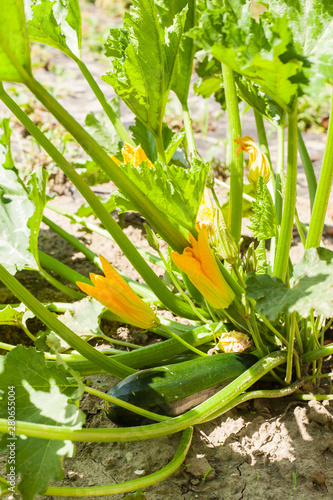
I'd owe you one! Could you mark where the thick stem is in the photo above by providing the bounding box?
[297,127,317,211]
[273,103,298,282]
[73,57,134,146]
[306,88,333,248]
[0,86,199,320]
[221,64,243,243]
[301,343,333,365]
[156,324,208,357]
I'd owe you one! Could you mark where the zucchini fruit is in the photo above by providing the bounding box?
[105,352,257,426]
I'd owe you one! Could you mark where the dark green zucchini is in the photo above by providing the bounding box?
[105,352,257,426]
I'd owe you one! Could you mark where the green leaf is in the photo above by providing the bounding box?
[156,0,196,105]
[0,346,85,499]
[259,0,333,87]
[192,2,310,111]
[246,247,333,321]
[26,167,49,265]
[25,0,82,58]
[75,196,116,218]
[129,119,186,164]
[0,0,31,82]
[85,107,121,154]
[248,177,278,240]
[0,303,34,328]
[102,0,186,137]
[235,74,284,127]
[74,159,110,186]
[113,160,209,231]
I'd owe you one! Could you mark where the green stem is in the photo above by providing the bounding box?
[84,386,169,423]
[254,110,275,190]
[297,127,317,211]
[73,56,134,146]
[294,208,306,248]
[182,102,198,157]
[285,311,296,384]
[200,378,303,423]
[273,103,298,282]
[16,78,188,252]
[261,316,288,347]
[0,351,287,441]
[155,133,167,163]
[275,121,285,225]
[39,251,91,286]
[38,266,84,300]
[221,63,243,243]
[156,324,208,357]
[0,263,135,378]
[293,394,333,401]
[0,86,198,320]
[301,343,333,365]
[306,87,333,248]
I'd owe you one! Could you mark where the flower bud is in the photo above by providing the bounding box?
[212,209,239,264]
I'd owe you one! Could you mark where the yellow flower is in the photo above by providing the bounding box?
[110,143,153,168]
[171,229,235,309]
[77,255,159,330]
[218,331,252,353]
[234,135,270,184]
[196,188,214,231]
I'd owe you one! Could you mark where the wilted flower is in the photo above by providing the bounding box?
[218,331,252,353]
[234,135,270,184]
[171,229,235,310]
[77,255,159,330]
[111,142,153,168]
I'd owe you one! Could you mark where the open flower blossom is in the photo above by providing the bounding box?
[171,229,235,310]
[234,135,270,184]
[111,142,153,168]
[77,255,159,330]
[219,331,252,353]
[196,188,214,231]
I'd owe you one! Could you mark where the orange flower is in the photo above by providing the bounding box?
[111,143,153,168]
[218,331,252,353]
[171,229,235,309]
[77,256,159,330]
[196,188,214,231]
[234,135,270,184]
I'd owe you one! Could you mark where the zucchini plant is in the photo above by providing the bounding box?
[0,0,333,498]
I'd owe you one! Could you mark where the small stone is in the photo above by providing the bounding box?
[185,456,215,480]
[103,457,115,470]
[67,471,79,481]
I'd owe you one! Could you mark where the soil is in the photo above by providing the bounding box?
[1,2,333,499]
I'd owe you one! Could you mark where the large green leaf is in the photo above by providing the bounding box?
[25,0,81,58]
[0,346,84,499]
[156,0,196,105]
[192,1,310,111]
[246,247,333,321]
[0,0,31,82]
[113,160,209,232]
[259,0,333,87]
[102,0,186,137]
